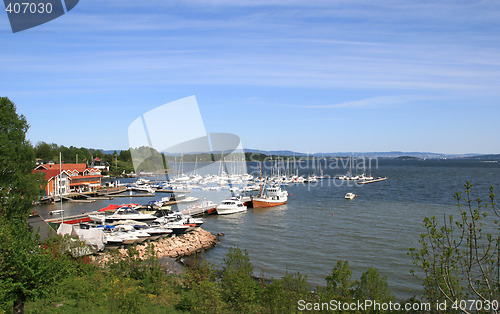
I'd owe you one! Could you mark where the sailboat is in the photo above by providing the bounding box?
[251,162,288,208]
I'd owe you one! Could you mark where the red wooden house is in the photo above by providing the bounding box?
[34,163,103,196]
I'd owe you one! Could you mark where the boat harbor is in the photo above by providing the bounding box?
[30,156,394,282]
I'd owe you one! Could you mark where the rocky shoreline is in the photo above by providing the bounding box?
[91,227,219,268]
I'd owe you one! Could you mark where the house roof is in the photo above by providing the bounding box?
[34,164,101,181]
[38,163,88,173]
[37,169,67,181]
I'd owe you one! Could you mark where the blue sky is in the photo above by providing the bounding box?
[1,0,500,154]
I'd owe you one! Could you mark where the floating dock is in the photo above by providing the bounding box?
[357,177,388,184]
[61,196,95,203]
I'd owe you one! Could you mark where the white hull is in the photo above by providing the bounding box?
[345,193,357,200]
[216,207,247,215]
[216,199,247,215]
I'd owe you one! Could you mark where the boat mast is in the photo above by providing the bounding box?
[349,155,352,177]
[259,161,263,197]
[59,151,63,223]
[194,156,198,175]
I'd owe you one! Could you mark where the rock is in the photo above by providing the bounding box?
[91,227,218,264]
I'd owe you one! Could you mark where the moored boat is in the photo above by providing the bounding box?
[89,207,157,224]
[180,200,218,216]
[345,192,357,200]
[251,186,288,208]
[216,199,247,215]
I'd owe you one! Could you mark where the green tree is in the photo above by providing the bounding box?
[409,182,499,311]
[34,141,54,161]
[0,97,64,313]
[0,97,43,220]
[260,272,312,313]
[221,247,258,312]
[119,149,132,162]
[0,222,66,313]
[325,260,356,298]
[355,267,394,303]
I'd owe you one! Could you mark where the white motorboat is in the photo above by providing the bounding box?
[345,192,357,200]
[180,200,218,216]
[139,226,172,240]
[216,199,247,215]
[127,185,155,194]
[180,196,200,203]
[89,207,157,224]
[103,233,124,246]
[114,224,150,243]
[151,221,191,234]
[154,213,204,227]
[102,226,139,245]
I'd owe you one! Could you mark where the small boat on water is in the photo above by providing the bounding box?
[345,192,357,200]
[251,186,288,208]
[136,225,172,240]
[180,196,200,203]
[150,221,191,234]
[101,225,139,245]
[127,185,155,194]
[216,199,247,215]
[180,200,218,216]
[154,213,204,227]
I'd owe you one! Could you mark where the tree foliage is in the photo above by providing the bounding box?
[0,223,67,313]
[409,182,499,312]
[0,97,43,220]
[355,267,394,303]
[0,97,72,313]
[221,247,258,312]
[260,272,313,313]
[325,260,356,298]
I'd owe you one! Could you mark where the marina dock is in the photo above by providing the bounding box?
[357,177,388,184]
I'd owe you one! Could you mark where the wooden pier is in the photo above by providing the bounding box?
[357,177,388,185]
[61,196,95,203]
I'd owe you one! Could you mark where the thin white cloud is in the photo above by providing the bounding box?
[286,96,418,109]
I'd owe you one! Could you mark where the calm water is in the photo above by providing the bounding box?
[35,159,500,299]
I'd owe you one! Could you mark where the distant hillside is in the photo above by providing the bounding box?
[243,149,483,159]
[98,148,489,160]
[462,154,500,161]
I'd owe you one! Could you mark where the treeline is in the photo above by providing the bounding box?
[34,143,284,170]
[34,142,134,175]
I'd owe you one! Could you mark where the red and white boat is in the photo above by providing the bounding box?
[251,186,288,208]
